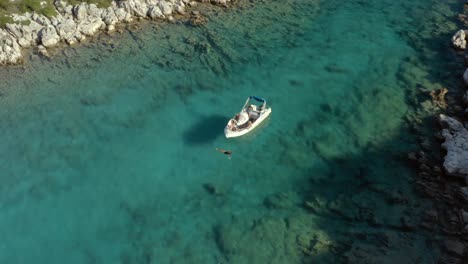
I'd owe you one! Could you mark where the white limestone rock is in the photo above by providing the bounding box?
[120,0,149,17]
[6,22,34,47]
[5,23,25,39]
[39,25,60,47]
[101,7,118,26]
[133,1,150,17]
[158,1,173,15]
[37,45,49,57]
[167,15,175,23]
[18,38,32,48]
[28,20,44,34]
[145,0,159,5]
[148,6,164,19]
[73,3,88,20]
[452,30,467,50]
[87,4,103,18]
[107,24,115,32]
[33,14,52,26]
[50,14,66,27]
[56,19,77,40]
[114,7,133,22]
[439,114,468,177]
[0,29,23,65]
[212,0,228,5]
[63,5,74,16]
[175,4,185,15]
[79,18,105,36]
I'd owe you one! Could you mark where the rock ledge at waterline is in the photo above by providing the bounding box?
[439,114,468,177]
[0,0,229,65]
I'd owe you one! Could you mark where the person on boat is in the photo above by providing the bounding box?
[215,148,232,159]
[247,105,259,121]
[229,123,238,131]
[247,105,254,114]
[228,119,238,131]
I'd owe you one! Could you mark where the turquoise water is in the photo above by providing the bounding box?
[0,0,461,263]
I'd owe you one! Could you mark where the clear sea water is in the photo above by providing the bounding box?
[0,0,462,263]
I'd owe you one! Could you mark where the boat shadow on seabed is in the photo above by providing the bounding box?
[182,114,229,145]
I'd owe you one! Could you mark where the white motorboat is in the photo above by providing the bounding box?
[224,96,272,138]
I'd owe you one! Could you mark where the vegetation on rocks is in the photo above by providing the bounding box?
[66,0,114,8]
[0,0,56,27]
[0,0,114,27]
[0,13,13,27]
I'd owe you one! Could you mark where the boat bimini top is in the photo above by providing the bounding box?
[242,96,267,111]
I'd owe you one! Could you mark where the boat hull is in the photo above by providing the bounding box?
[224,108,272,138]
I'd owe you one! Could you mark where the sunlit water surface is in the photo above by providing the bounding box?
[0,0,461,263]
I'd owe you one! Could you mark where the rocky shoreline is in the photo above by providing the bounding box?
[0,0,229,65]
[412,2,468,263]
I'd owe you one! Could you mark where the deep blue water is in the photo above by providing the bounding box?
[0,0,461,263]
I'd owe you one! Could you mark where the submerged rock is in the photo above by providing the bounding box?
[37,45,50,57]
[189,12,208,26]
[263,192,297,209]
[443,240,465,257]
[203,183,222,195]
[430,88,448,109]
[439,114,468,176]
[211,0,229,6]
[213,214,317,263]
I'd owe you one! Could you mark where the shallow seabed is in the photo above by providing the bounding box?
[0,0,462,263]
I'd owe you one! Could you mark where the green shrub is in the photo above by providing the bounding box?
[93,0,114,8]
[0,0,117,26]
[41,3,57,18]
[12,0,57,18]
[0,14,13,28]
[18,0,42,13]
[67,0,114,8]
[0,0,10,10]
[20,19,31,26]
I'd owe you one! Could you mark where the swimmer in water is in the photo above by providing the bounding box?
[215,148,232,159]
